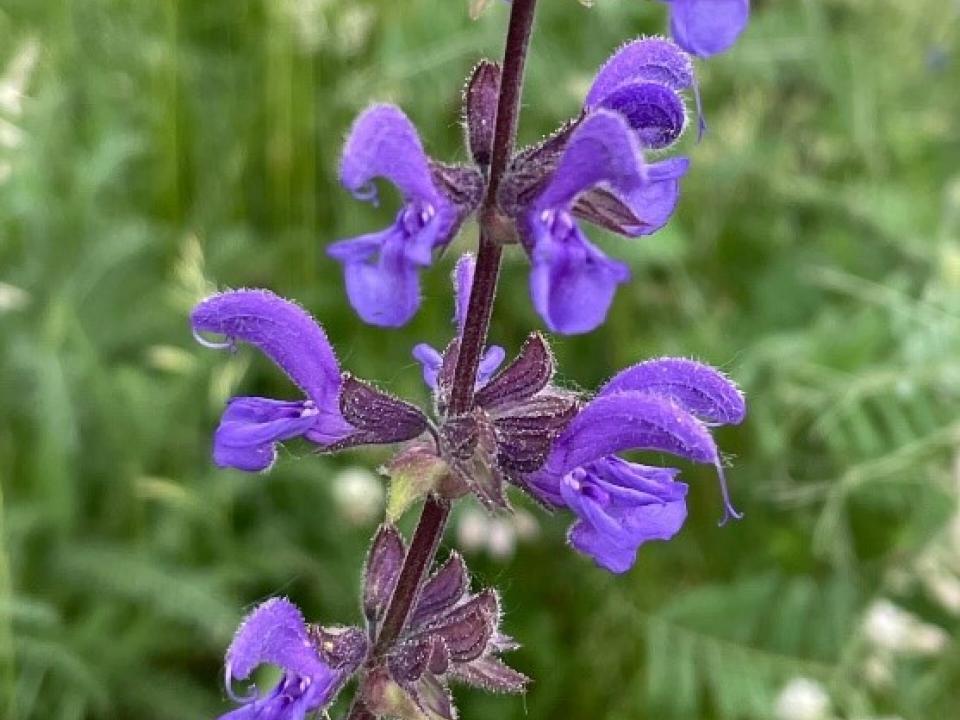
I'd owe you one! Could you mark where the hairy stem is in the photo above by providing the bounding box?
[348,1,538,716]
[449,0,538,415]
[372,497,450,655]
[343,498,450,720]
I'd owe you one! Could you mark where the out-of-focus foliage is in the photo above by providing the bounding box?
[1,0,959,719]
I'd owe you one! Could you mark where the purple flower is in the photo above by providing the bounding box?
[523,358,745,573]
[412,254,506,390]
[219,598,347,720]
[517,111,688,334]
[191,290,355,472]
[328,105,482,328]
[499,38,694,335]
[193,289,434,471]
[660,0,750,58]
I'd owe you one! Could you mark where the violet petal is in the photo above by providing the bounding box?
[528,218,630,335]
[668,0,750,58]
[340,104,440,205]
[561,458,688,573]
[586,36,694,108]
[546,391,719,475]
[620,156,689,236]
[412,343,444,390]
[595,81,687,150]
[328,225,424,328]
[599,357,746,425]
[453,253,476,332]
[531,110,647,212]
[191,289,342,411]
[226,598,321,680]
[213,397,320,472]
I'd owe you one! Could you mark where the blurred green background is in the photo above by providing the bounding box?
[2,0,960,718]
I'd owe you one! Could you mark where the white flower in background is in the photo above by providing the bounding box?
[0,282,30,313]
[280,0,329,53]
[0,39,39,187]
[456,506,489,554]
[512,507,539,541]
[916,553,960,615]
[145,344,196,374]
[773,677,831,720]
[331,467,384,526]
[486,517,516,560]
[862,654,893,689]
[0,118,24,149]
[456,506,539,560]
[862,599,949,656]
[335,5,376,57]
[0,39,39,116]
[888,448,960,616]
[277,1,374,57]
